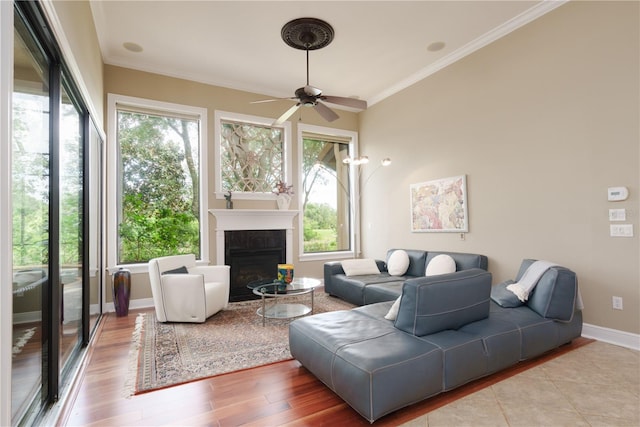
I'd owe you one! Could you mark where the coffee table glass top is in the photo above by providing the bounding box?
[247,277,321,324]
[247,277,320,295]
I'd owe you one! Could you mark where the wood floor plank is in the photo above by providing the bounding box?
[60,308,593,426]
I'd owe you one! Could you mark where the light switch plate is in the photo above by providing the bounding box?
[610,224,634,237]
[609,208,626,221]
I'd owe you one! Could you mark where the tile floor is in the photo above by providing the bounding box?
[402,341,639,427]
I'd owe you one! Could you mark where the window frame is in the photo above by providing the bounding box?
[297,123,359,262]
[214,110,292,201]
[107,94,209,273]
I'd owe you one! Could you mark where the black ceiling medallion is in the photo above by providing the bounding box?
[281,18,334,51]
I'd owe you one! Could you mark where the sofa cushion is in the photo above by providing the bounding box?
[425,254,456,276]
[426,251,489,271]
[527,267,578,322]
[387,250,410,276]
[513,259,579,322]
[341,258,380,276]
[491,280,524,308]
[364,281,406,305]
[395,269,492,336]
[386,254,457,321]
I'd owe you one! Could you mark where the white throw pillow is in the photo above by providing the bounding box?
[384,296,401,320]
[387,250,410,276]
[425,254,456,276]
[341,258,380,276]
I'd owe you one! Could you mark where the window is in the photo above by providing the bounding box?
[298,124,358,259]
[108,95,208,268]
[214,111,291,199]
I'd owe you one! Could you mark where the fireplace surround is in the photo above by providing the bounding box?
[209,209,298,301]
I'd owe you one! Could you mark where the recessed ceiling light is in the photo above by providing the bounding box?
[427,41,446,52]
[123,42,143,53]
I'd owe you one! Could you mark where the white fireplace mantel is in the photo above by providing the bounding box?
[209,209,299,265]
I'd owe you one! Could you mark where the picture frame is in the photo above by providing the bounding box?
[410,175,468,232]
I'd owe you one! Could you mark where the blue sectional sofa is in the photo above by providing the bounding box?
[289,256,583,423]
[323,249,489,306]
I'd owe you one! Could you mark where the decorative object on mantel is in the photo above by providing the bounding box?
[273,180,294,210]
[224,191,233,209]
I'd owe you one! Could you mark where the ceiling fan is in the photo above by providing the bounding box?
[253,18,367,126]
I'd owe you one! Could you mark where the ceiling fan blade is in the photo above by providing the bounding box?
[273,103,301,126]
[314,101,340,122]
[251,99,279,104]
[321,95,367,110]
[251,97,296,104]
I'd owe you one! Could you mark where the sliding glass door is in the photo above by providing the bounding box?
[59,81,83,374]
[11,3,103,424]
[11,9,49,420]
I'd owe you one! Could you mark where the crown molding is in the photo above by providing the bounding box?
[368,0,569,107]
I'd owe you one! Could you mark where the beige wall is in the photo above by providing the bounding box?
[103,65,359,300]
[50,0,104,124]
[55,1,638,334]
[359,1,639,334]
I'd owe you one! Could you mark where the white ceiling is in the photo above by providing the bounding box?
[89,1,564,108]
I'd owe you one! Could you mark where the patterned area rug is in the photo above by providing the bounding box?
[127,292,354,395]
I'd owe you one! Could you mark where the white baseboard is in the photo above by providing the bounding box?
[582,323,640,351]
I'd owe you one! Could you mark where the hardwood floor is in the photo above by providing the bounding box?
[59,308,592,426]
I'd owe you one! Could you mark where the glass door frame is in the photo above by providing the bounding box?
[8,2,103,424]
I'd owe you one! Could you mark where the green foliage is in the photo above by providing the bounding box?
[117,111,200,263]
[303,203,338,252]
[12,99,50,267]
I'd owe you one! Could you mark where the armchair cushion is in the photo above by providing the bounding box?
[149,254,229,323]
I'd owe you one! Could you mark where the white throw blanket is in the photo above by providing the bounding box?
[506,260,558,302]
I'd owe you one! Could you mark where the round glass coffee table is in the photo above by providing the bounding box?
[247,277,321,326]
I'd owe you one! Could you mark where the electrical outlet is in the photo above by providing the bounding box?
[459,233,465,241]
[612,296,623,310]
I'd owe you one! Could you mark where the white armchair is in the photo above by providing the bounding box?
[148,254,230,323]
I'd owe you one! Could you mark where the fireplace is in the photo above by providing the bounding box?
[209,209,299,302]
[225,230,286,301]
